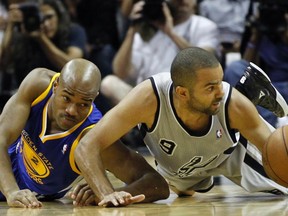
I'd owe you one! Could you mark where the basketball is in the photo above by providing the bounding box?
[262,125,288,187]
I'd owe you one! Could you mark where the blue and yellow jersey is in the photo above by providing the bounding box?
[8,73,102,199]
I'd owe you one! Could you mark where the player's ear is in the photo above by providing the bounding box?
[53,77,60,92]
[175,85,189,100]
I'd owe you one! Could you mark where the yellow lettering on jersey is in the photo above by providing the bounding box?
[21,130,55,184]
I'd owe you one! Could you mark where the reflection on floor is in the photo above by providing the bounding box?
[0,151,287,216]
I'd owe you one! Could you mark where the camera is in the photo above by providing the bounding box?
[251,0,288,35]
[19,2,42,32]
[142,0,165,22]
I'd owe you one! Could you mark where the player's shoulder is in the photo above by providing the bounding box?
[229,87,248,108]
[18,68,57,99]
[135,78,156,97]
[24,68,56,86]
[119,78,156,113]
[28,67,56,80]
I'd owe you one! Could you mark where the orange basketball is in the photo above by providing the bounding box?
[262,125,288,187]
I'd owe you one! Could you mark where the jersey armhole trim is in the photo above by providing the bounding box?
[140,77,160,133]
[31,73,60,107]
[225,85,237,143]
[69,124,95,174]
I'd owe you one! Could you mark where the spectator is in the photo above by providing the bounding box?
[101,0,220,106]
[198,0,251,68]
[0,0,8,111]
[224,1,288,127]
[1,0,87,93]
[0,1,7,56]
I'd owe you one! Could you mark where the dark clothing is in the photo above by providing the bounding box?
[76,0,120,50]
[258,36,288,82]
[11,23,87,86]
[75,0,120,78]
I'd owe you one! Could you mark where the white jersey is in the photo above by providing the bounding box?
[140,72,288,194]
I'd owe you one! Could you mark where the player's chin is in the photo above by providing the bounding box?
[60,119,77,130]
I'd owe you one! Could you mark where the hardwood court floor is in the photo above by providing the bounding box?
[0,154,287,216]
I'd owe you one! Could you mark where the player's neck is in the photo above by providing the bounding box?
[174,100,211,133]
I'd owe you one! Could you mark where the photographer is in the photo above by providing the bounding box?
[101,0,219,106]
[0,0,87,93]
[224,0,288,127]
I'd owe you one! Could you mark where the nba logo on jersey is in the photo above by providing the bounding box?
[216,129,222,139]
[62,144,68,154]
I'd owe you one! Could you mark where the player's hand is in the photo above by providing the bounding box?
[6,189,42,208]
[98,191,145,207]
[68,183,96,206]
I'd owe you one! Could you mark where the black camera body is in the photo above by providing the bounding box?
[19,2,42,32]
[142,0,165,22]
[252,0,288,35]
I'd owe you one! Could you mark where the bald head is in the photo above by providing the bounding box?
[59,58,101,96]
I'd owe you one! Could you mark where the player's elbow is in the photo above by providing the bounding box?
[157,176,170,200]
[74,138,99,165]
[144,173,170,202]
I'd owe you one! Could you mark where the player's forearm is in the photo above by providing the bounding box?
[116,173,170,203]
[0,148,20,197]
[74,144,115,202]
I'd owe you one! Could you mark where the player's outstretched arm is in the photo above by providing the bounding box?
[102,140,170,204]
[75,80,160,207]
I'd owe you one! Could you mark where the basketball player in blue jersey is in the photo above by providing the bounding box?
[74,47,288,206]
[0,58,169,208]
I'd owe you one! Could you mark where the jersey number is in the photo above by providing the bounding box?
[159,139,176,155]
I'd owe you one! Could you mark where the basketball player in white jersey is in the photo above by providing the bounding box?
[75,47,288,206]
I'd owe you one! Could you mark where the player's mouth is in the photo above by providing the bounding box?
[61,115,77,127]
[213,101,220,106]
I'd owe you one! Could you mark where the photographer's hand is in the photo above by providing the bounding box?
[28,25,44,38]
[7,4,23,26]
[1,4,23,66]
[152,2,173,35]
[129,0,145,27]
[112,1,146,80]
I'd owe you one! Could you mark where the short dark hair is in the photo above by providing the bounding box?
[171,47,219,88]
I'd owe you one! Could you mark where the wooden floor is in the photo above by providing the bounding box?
[1,153,288,216]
